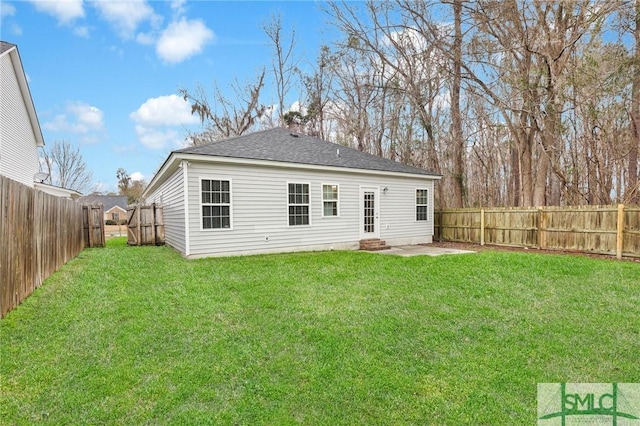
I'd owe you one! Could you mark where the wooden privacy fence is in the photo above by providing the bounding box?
[1,176,85,317]
[127,203,164,246]
[435,205,640,259]
[82,204,105,248]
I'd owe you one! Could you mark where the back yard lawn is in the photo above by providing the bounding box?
[1,238,639,425]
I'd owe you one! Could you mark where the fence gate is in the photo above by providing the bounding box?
[127,203,165,246]
[82,204,105,248]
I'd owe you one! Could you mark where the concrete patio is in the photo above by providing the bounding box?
[371,245,477,257]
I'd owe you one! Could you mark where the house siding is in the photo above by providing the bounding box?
[184,161,434,258]
[104,206,127,221]
[0,53,40,187]
[146,166,186,254]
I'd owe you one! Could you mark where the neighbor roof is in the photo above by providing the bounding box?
[176,128,440,177]
[78,195,128,211]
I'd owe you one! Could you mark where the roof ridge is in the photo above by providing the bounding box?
[177,127,288,151]
[174,127,440,177]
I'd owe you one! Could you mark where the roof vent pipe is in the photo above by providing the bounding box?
[336,148,340,157]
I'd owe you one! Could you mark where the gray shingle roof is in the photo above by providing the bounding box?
[176,127,439,177]
[0,41,16,55]
[78,195,128,211]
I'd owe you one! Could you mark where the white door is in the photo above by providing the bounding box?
[360,186,380,239]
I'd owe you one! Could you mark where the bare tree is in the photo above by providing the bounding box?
[174,2,632,207]
[40,140,93,193]
[628,0,640,203]
[116,168,145,204]
[117,167,131,195]
[450,0,465,207]
[325,1,449,202]
[179,69,267,145]
[298,45,335,139]
[433,0,615,205]
[264,13,300,126]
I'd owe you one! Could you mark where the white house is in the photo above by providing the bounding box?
[142,128,441,258]
[0,41,80,200]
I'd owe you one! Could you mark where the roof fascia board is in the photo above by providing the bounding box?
[143,151,441,198]
[142,152,180,198]
[6,46,45,147]
[174,152,442,180]
[34,183,82,199]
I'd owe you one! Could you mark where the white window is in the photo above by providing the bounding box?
[416,189,428,221]
[201,179,231,229]
[288,183,309,226]
[322,184,339,217]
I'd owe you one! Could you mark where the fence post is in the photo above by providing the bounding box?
[87,205,93,248]
[538,207,546,249]
[616,203,625,260]
[152,203,157,244]
[480,209,485,246]
[137,204,141,245]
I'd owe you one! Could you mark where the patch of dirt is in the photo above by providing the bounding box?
[429,241,640,263]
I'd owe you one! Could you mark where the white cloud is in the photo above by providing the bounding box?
[109,45,124,57]
[68,102,104,130]
[130,94,199,127]
[10,23,22,36]
[90,0,159,39]
[73,25,89,37]
[135,32,155,46]
[170,0,186,16]
[130,171,145,181]
[44,102,104,137]
[134,125,182,150]
[288,101,307,116]
[28,0,84,24]
[156,18,214,64]
[1,2,16,18]
[131,94,197,150]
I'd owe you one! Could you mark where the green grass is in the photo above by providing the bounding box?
[1,238,639,425]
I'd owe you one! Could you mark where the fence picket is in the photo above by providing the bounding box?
[127,204,164,246]
[0,176,87,317]
[435,205,640,258]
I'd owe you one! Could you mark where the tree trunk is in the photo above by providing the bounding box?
[510,142,520,206]
[628,0,640,203]
[533,148,549,206]
[449,0,465,208]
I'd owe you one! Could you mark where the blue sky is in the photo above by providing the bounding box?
[1,0,333,192]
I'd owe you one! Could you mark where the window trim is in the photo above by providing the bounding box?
[321,183,340,218]
[287,181,311,227]
[199,177,233,231]
[415,188,429,222]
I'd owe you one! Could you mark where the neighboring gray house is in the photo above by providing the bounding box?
[142,128,441,258]
[78,194,128,222]
[0,41,80,200]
